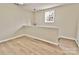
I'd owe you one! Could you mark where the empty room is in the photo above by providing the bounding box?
[0,3,79,55]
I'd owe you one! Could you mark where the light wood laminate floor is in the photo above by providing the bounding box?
[0,36,64,55]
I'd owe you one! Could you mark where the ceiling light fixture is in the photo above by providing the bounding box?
[15,3,24,5]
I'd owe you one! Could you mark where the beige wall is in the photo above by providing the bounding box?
[0,4,33,40]
[13,26,59,44]
[35,4,79,39]
[76,5,79,44]
[77,20,79,45]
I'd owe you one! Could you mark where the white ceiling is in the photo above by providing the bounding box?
[20,3,65,11]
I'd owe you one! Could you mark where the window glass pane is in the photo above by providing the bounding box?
[45,11,55,23]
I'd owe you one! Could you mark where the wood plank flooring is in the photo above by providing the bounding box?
[0,36,65,55]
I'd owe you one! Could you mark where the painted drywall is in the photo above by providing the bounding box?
[77,20,79,45]
[34,4,79,39]
[13,26,59,44]
[76,5,79,44]
[0,4,33,40]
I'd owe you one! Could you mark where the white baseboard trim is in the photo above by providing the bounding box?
[0,34,58,46]
[58,36,76,40]
[58,36,79,47]
[24,34,59,46]
[0,34,25,43]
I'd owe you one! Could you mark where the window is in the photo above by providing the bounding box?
[45,10,55,23]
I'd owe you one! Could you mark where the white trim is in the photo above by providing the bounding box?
[58,36,76,40]
[0,34,25,43]
[58,36,79,47]
[0,34,58,46]
[24,34,58,45]
[24,25,59,29]
[35,4,66,12]
[35,26,59,29]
